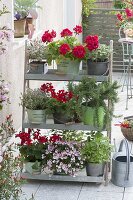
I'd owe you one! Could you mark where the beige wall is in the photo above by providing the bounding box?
[0,0,82,131]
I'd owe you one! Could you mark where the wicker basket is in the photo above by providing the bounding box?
[121,127,133,141]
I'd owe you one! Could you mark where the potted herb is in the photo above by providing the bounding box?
[68,77,119,129]
[85,35,110,75]
[27,39,48,74]
[41,25,86,75]
[20,88,48,124]
[14,0,41,37]
[40,82,81,124]
[81,131,112,176]
[16,129,48,174]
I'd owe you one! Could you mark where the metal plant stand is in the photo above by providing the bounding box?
[118,38,133,110]
[21,41,113,185]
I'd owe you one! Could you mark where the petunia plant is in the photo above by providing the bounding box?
[41,25,86,65]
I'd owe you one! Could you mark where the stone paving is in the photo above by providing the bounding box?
[20,73,133,200]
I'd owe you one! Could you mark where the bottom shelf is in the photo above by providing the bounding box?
[21,171,106,183]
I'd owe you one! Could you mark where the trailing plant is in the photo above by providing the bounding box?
[81,131,112,163]
[81,0,96,16]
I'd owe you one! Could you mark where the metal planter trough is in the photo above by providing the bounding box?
[111,139,133,187]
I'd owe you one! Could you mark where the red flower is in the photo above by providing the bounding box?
[85,35,99,51]
[49,134,62,142]
[59,43,71,55]
[42,30,56,43]
[40,82,55,94]
[73,25,82,34]
[60,28,73,37]
[38,136,48,143]
[117,13,123,21]
[72,45,86,59]
[125,8,133,18]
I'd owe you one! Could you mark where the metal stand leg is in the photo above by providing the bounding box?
[126,44,132,110]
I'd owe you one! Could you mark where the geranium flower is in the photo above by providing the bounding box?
[42,30,56,43]
[60,28,73,37]
[125,8,133,18]
[73,25,82,34]
[117,13,123,21]
[59,43,71,55]
[85,35,99,51]
[72,45,86,59]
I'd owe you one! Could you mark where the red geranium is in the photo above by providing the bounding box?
[49,134,62,143]
[60,28,73,37]
[42,30,56,43]
[117,13,123,21]
[125,8,133,18]
[73,25,82,34]
[59,43,71,55]
[85,35,99,51]
[72,45,86,59]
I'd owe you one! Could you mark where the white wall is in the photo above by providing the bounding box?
[0,0,82,131]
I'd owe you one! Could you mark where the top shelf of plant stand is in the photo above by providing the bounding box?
[25,69,109,82]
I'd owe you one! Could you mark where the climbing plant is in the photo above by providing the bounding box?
[81,0,96,16]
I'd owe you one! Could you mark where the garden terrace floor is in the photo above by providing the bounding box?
[20,72,133,200]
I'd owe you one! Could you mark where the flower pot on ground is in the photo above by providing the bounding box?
[40,82,81,124]
[81,131,112,176]
[41,25,86,74]
[20,88,48,124]
[84,35,110,75]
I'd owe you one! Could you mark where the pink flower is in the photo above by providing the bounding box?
[117,13,123,21]
[125,8,133,18]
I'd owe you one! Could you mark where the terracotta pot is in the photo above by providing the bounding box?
[14,19,26,38]
[25,18,34,35]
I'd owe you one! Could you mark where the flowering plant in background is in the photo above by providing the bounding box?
[40,82,80,122]
[0,77,10,110]
[16,129,48,162]
[43,133,84,176]
[0,114,15,144]
[41,25,86,65]
[116,120,133,128]
[0,26,13,55]
[116,8,133,27]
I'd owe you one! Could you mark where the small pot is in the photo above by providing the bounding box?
[28,61,48,74]
[87,60,109,75]
[24,161,42,174]
[53,111,73,124]
[27,109,46,124]
[86,163,105,176]
[14,19,26,38]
